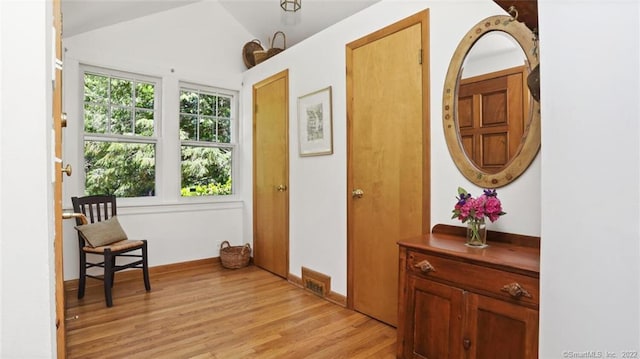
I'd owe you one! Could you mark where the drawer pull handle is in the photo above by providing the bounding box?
[501,282,532,298]
[414,260,436,273]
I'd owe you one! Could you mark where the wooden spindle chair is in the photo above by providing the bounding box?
[71,195,150,307]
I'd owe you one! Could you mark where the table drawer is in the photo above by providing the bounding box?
[407,249,539,307]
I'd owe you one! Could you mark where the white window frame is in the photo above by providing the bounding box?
[80,64,163,201]
[178,82,239,198]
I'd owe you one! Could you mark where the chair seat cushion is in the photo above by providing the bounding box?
[83,239,145,253]
[75,216,128,247]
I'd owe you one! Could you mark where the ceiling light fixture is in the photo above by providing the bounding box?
[280,0,301,12]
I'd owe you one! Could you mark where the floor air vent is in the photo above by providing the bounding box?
[301,267,331,298]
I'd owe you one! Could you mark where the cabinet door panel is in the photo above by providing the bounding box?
[466,293,538,359]
[406,277,464,359]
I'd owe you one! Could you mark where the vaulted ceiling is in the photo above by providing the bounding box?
[61,0,381,48]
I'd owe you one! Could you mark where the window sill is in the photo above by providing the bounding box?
[65,197,244,216]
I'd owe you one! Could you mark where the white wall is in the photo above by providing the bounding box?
[0,0,56,357]
[240,0,540,295]
[539,1,640,356]
[61,1,253,279]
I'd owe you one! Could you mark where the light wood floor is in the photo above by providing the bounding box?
[65,260,396,358]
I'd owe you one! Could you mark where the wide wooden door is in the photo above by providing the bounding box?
[253,70,289,278]
[347,11,430,327]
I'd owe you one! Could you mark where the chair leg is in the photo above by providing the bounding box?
[103,249,113,307]
[78,251,87,299]
[110,256,117,288]
[142,240,151,291]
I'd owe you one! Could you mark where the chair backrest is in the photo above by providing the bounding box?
[71,195,118,225]
[71,195,118,248]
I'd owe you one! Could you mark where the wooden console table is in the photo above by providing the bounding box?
[396,224,540,358]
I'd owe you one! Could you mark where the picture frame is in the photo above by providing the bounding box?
[298,86,333,156]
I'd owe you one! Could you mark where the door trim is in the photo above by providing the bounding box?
[345,10,431,310]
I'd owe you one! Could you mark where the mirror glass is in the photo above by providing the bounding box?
[462,32,524,79]
[443,16,540,188]
[458,32,529,174]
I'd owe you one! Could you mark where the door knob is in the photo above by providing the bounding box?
[276,184,288,192]
[61,164,72,176]
[352,188,364,198]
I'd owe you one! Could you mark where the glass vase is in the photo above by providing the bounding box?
[465,218,488,248]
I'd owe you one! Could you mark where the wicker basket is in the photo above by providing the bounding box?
[253,31,286,65]
[220,241,251,269]
[252,49,269,65]
[242,39,264,69]
[267,31,286,57]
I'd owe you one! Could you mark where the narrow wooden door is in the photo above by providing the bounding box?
[52,0,67,356]
[253,70,289,278]
[347,11,430,327]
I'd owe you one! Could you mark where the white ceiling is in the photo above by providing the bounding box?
[61,0,381,48]
[61,0,200,38]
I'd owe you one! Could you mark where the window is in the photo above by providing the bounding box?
[82,67,160,197]
[179,84,236,196]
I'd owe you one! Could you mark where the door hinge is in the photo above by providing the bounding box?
[418,49,423,65]
[254,104,258,113]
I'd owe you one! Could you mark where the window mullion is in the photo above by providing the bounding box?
[107,77,112,134]
[196,91,201,142]
[214,93,218,142]
[131,81,136,135]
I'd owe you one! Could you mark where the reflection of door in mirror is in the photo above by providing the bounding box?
[458,65,528,173]
[457,31,529,174]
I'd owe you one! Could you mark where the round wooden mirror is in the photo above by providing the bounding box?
[443,15,540,188]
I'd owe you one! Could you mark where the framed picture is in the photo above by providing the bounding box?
[298,86,333,156]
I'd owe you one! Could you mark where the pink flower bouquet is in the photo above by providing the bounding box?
[451,187,506,224]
